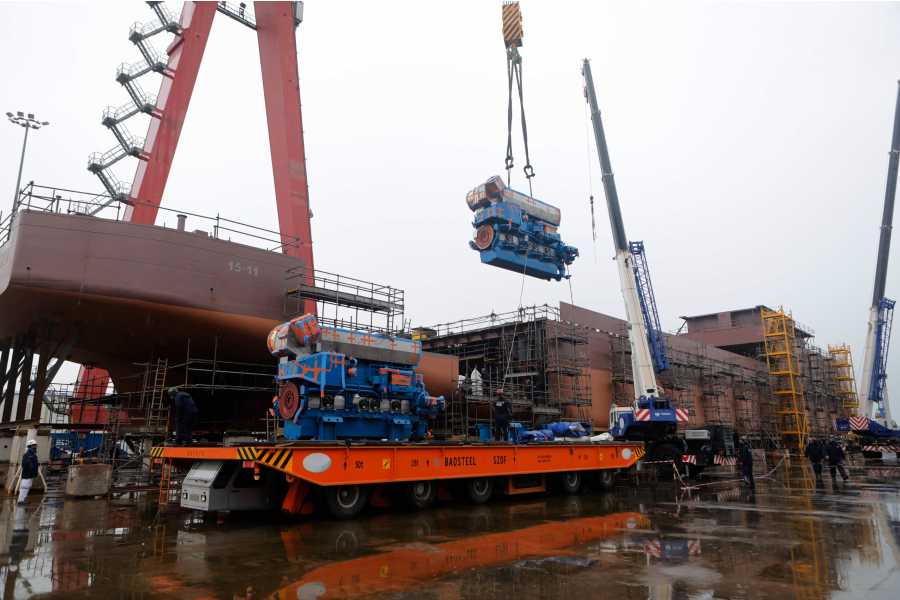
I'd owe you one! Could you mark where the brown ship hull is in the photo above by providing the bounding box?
[0,210,306,386]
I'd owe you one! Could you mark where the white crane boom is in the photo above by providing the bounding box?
[582,59,659,404]
[860,82,900,425]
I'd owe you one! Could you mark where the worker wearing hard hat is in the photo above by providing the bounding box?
[17,440,39,505]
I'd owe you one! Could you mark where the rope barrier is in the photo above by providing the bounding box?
[637,454,787,492]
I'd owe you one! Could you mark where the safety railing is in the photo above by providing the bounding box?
[0,182,303,255]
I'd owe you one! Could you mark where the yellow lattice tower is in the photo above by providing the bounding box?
[761,307,809,452]
[827,344,859,413]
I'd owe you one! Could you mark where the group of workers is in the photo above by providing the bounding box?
[804,437,849,482]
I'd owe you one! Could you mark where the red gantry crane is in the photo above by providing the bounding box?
[75,1,315,401]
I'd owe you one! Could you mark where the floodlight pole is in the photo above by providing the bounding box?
[6,111,50,215]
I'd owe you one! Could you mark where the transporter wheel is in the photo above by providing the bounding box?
[403,480,437,510]
[465,478,494,504]
[560,471,583,495]
[596,469,616,491]
[323,485,369,520]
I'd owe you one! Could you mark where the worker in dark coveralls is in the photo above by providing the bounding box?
[738,441,754,489]
[826,439,849,482]
[17,440,39,505]
[170,387,198,445]
[493,388,512,442]
[804,438,825,482]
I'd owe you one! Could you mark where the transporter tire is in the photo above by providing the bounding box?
[651,442,685,475]
[560,471,583,495]
[403,480,437,510]
[323,485,369,520]
[595,469,616,491]
[465,478,494,504]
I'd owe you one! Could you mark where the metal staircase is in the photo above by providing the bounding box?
[87,1,179,204]
[761,307,809,453]
[827,344,860,413]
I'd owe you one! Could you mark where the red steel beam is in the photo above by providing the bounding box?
[127,1,217,225]
[75,3,217,400]
[76,3,319,398]
[255,1,316,314]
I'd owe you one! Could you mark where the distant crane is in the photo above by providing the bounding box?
[859,82,899,427]
[582,59,686,459]
[836,82,900,452]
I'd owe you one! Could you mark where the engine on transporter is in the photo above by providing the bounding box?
[267,314,444,441]
[467,175,578,281]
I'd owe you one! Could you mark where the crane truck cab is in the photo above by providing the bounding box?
[608,401,678,442]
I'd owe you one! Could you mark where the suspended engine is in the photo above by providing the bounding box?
[267,315,444,441]
[467,176,578,281]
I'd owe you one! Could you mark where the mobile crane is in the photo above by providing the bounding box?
[582,59,690,463]
[837,82,900,454]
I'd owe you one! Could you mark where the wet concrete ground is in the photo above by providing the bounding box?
[1,463,898,599]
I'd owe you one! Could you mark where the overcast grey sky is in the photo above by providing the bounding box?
[1,0,898,416]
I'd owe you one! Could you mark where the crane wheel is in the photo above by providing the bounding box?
[323,485,369,519]
[464,478,494,504]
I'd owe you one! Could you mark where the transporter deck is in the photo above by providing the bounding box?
[153,440,645,487]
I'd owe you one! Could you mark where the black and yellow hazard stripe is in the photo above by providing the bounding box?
[633,446,646,460]
[236,447,259,461]
[150,447,165,459]
[256,447,293,471]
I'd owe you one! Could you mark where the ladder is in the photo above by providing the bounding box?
[157,457,173,506]
[144,359,169,435]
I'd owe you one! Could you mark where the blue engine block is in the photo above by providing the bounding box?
[269,315,444,442]
[467,176,578,281]
[471,202,578,281]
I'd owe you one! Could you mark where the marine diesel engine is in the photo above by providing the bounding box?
[267,314,444,441]
[467,175,578,281]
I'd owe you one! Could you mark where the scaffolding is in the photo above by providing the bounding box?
[827,344,859,414]
[761,307,809,452]
[423,306,591,438]
[284,267,405,334]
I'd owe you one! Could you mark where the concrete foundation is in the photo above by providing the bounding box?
[65,463,112,497]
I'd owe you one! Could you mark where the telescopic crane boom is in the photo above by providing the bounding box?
[860,82,900,426]
[582,60,659,403]
[582,59,681,444]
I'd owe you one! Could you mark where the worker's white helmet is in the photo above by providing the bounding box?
[26,439,37,446]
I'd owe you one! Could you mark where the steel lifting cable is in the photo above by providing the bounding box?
[504,48,535,195]
[582,91,598,262]
[501,256,530,386]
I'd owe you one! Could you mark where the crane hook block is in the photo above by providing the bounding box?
[501,2,523,48]
[467,175,579,281]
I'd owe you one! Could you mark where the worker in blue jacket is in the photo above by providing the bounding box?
[17,440,39,505]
